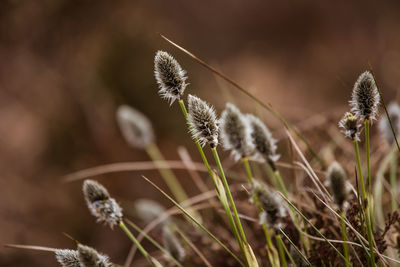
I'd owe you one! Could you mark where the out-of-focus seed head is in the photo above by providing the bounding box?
[77,244,112,267]
[378,102,400,144]
[219,103,254,161]
[116,105,155,149]
[327,162,348,209]
[162,225,185,263]
[350,71,380,121]
[251,181,286,229]
[134,199,169,225]
[339,112,361,141]
[187,95,219,148]
[246,114,279,165]
[154,51,188,105]
[55,249,81,267]
[83,180,123,228]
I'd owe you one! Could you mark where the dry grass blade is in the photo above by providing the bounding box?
[62,161,206,182]
[175,228,212,267]
[159,33,326,169]
[5,244,57,252]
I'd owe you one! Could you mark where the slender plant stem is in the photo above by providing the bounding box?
[340,212,350,267]
[365,120,372,194]
[212,147,248,244]
[354,140,367,202]
[242,157,254,184]
[390,148,398,211]
[119,221,156,267]
[178,99,248,264]
[276,234,287,267]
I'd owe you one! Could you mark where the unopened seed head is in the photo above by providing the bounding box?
[162,226,185,262]
[327,161,348,209]
[116,105,155,149]
[55,249,80,267]
[339,112,360,141]
[154,51,188,105]
[251,180,286,229]
[219,103,254,161]
[246,114,279,164]
[350,71,380,121]
[378,102,400,144]
[77,244,112,267]
[187,94,219,148]
[134,199,169,224]
[83,180,123,228]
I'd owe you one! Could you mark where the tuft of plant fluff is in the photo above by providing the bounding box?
[219,103,254,161]
[246,114,279,166]
[154,51,188,105]
[350,71,380,121]
[251,180,286,229]
[339,112,360,141]
[162,225,185,262]
[134,198,170,225]
[77,244,112,267]
[326,162,349,209]
[83,180,123,228]
[378,102,400,144]
[116,105,155,149]
[55,249,81,267]
[187,94,219,148]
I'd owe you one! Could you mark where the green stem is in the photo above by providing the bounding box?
[365,120,372,195]
[212,147,248,244]
[340,212,350,267]
[276,234,287,267]
[242,157,254,184]
[390,148,398,211]
[119,221,156,267]
[354,140,367,203]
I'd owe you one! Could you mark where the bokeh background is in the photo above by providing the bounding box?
[1,0,400,266]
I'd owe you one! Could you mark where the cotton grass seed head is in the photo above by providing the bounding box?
[162,226,185,262]
[116,105,155,149]
[187,94,219,148]
[350,71,380,121]
[154,51,188,105]
[83,180,123,228]
[339,112,360,141]
[219,103,254,161]
[246,114,279,165]
[77,244,112,267]
[55,249,80,267]
[134,198,169,225]
[251,180,286,229]
[378,102,400,144]
[327,161,348,209]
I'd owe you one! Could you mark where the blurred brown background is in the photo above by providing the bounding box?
[1,0,400,266]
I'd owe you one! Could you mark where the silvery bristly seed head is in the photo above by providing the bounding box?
[339,112,360,141]
[187,94,219,148]
[134,198,170,225]
[378,102,400,145]
[83,180,123,229]
[154,51,188,105]
[77,244,112,267]
[350,71,380,121]
[55,249,81,267]
[251,180,286,229]
[116,105,155,149]
[219,103,254,161]
[327,162,349,209]
[162,225,185,262]
[246,114,279,167]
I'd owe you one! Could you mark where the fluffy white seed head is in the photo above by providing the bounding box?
[154,51,188,105]
[350,71,380,121]
[77,244,112,267]
[378,102,400,144]
[83,180,123,228]
[251,180,286,229]
[55,249,81,267]
[134,198,169,225]
[116,105,155,149]
[187,94,219,148]
[162,225,185,263]
[327,162,349,209]
[219,103,254,161]
[339,112,360,141]
[246,114,279,166]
